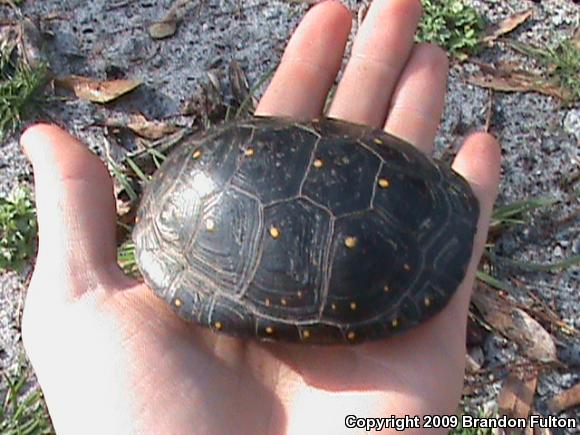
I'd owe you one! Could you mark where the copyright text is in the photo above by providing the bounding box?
[344,414,577,431]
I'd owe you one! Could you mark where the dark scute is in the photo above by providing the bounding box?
[154,178,203,248]
[373,168,444,237]
[232,124,315,203]
[398,297,421,327]
[429,232,474,291]
[200,297,255,338]
[245,199,331,320]
[135,141,194,231]
[440,162,479,218]
[141,141,193,206]
[302,136,380,215]
[255,317,301,342]
[314,118,368,138]
[181,125,250,197]
[171,280,205,321]
[298,323,344,344]
[186,188,261,296]
[323,211,421,323]
[364,133,437,174]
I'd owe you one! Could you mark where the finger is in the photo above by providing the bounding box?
[255,0,351,119]
[328,0,423,127]
[21,124,121,295]
[447,133,501,325]
[384,43,448,154]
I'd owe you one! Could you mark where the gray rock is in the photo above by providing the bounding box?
[563,108,580,142]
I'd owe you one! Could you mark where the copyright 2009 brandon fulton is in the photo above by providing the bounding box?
[461,415,577,430]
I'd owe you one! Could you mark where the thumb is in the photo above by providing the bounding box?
[450,132,501,316]
[21,124,122,298]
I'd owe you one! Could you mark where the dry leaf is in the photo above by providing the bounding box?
[148,0,192,40]
[484,10,533,43]
[547,382,580,414]
[229,60,254,112]
[466,347,484,373]
[148,14,177,40]
[498,372,538,421]
[127,114,178,140]
[472,286,558,363]
[465,353,480,374]
[573,28,580,51]
[468,63,572,101]
[0,24,18,57]
[56,75,142,103]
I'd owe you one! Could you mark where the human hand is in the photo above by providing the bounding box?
[21,1,500,434]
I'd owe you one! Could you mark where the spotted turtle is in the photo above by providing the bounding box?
[132,117,479,344]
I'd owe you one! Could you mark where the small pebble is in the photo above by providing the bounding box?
[563,108,580,141]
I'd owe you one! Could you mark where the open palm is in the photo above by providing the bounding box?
[22,1,500,434]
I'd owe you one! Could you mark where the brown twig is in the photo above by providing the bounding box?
[547,382,580,414]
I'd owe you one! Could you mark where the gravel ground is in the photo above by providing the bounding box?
[1,0,578,432]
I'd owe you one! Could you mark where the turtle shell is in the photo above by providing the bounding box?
[132,117,479,344]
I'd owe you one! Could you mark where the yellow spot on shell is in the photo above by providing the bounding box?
[424,296,432,307]
[373,138,384,145]
[297,290,303,298]
[174,298,182,307]
[331,303,337,311]
[265,298,271,307]
[244,148,254,157]
[302,330,311,339]
[403,263,411,272]
[347,331,356,340]
[383,285,390,293]
[350,302,357,310]
[205,218,215,231]
[391,318,400,328]
[265,326,274,334]
[269,226,281,239]
[313,158,323,168]
[192,149,202,159]
[344,236,358,248]
[214,321,223,330]
[281,298,287,306]
[378,178,390,188]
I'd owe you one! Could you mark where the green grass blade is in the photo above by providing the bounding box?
[491,196,558,227]
[1,363,53,434]
[507,38,580,104]
[234,64,277,119]
[117,240,139,276]
[0,47,48,140]
[106,155,138,202]
[475,270,513,292]
[125,156,150,183]
[147,147,167,169]
[489,253,580,272]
